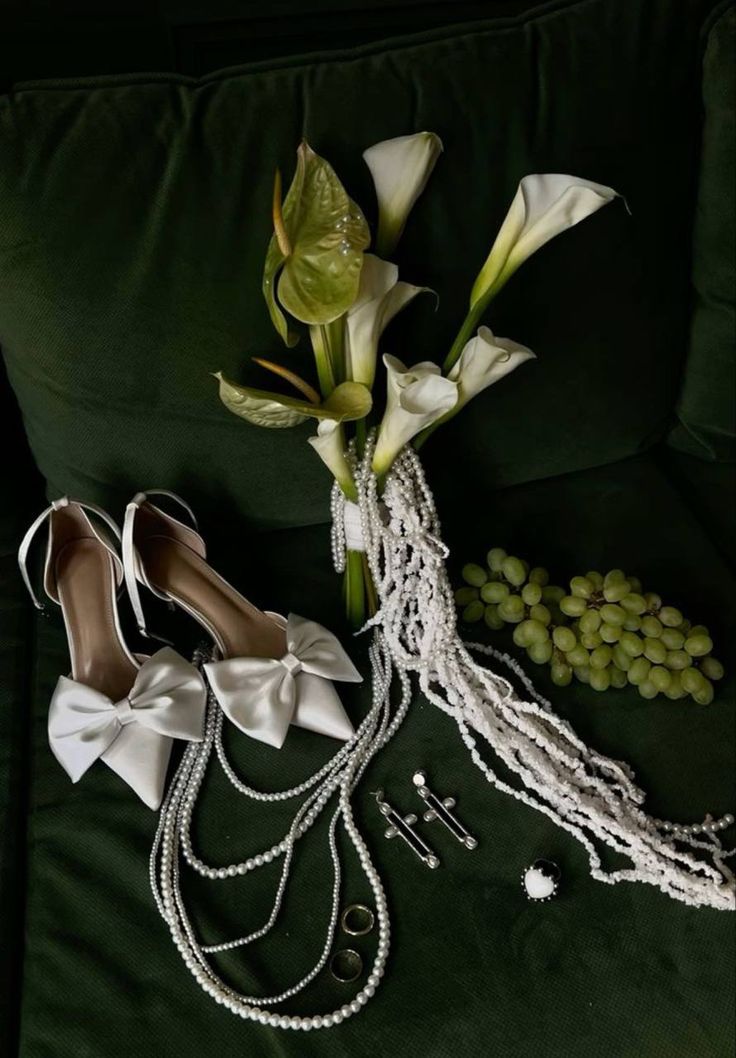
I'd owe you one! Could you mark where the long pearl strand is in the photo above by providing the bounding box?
[151,635,411,1029]
[342,436,734,912]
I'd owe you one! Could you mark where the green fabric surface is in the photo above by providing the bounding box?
[669,5,736,461]
[0,0,734,1055]
[0,0,730,531]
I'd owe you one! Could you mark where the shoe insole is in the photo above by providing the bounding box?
[56,538,139,703]
[136,535,286,661]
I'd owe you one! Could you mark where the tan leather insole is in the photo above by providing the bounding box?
[137,535,286,660]
[56,539,138,702]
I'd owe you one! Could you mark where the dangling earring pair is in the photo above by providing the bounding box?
[373,770,478,869]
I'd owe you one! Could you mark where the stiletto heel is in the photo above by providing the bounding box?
[18,497,206,808]
[123,490,361,748]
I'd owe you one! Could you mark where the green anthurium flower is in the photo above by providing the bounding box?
[363,132,443,257]
[345,254,432,387]
[214,372,371,429]
[262,142,370,345]
[372,355,458,475]
[470,174,619,309]
[307,419,357,499]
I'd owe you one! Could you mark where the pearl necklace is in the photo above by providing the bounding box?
[151,635,411,1029]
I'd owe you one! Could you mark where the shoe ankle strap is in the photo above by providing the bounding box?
[18,496,123,612]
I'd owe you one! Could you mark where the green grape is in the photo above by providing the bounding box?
[574,665,591,684]
[688,624,709,638]
[649,666,671,692]
[660,628,685,651]
[498,595,525,623]
[528,567,550,586]
[487,547,507,572]
[567,644,591,667]
[481,581,509,604]
[462,601,484,623]
[590,668,611,692]
[681,668,706,695]
[638,680,659,700]
[529,603,552,626]
[693,679,714,706]
[484,604,505,631]
[551,661,573,687]
[502,556,527,587]
[659,606,683,628]
[553,626,577,652]
[528,619,551,645]
[462,563,488,588]
[604,569,627,586]
[628,657,651,686]
[628,576,643,594]
[621,593,647,615]
[603,580,631,603]
[579,610,602,634]
[590,644,613,670]
[622,614,642,632]
[541,586,566,607]
[585,571,604,590]
[684,634,713,658]
[521,582,542,606]
[644,592,662,611]
[599,623,622,644]
[620,631,644,657]
[701,656,724,681]
[581,630,603,650]
[513,623,532,647]
[455,587,479,605]
[641,616,663,638]
[665,650,691,671]
[611,644,631,670]
[560,595,587,617]
[679,618,692,635]
[664,672,687,700]
[600,603,626,627]
[570,576,594,599]
[527,639,554,665]
[643,638,667,665]
[610,667,628,689]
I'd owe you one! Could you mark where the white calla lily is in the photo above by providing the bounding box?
[372,355,458,475]
[363,132,443,256]
[346,254,429,387]
[471,174,619,307]
[307,419,356,499]
[448,326,536,411]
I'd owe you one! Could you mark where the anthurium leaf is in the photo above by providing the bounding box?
[275,143,370,326]
[214,373,372,429]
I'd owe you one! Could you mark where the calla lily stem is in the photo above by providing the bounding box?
[309,325,336,397]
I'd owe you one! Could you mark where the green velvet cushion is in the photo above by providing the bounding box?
[0,0,729,532]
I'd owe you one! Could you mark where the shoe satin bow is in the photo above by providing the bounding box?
[48,647,207,810]
[204,613,362,749]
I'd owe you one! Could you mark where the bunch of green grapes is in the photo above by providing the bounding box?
[455,548,724,704]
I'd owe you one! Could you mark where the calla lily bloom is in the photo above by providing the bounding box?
[448,326,535,412]
[470,174,619,307]
[346,255,429,387]
[363,132,443,256]
[372,355,458,475]
[307,419,356,499]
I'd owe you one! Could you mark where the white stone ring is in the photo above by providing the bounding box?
[522,859,561,901]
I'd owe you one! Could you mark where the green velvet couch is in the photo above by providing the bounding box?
[1,1,734,1055]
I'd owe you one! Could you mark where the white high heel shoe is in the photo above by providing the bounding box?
[18,497,206,809]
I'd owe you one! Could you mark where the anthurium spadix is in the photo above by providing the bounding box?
[307,419,357,500]
[346,255,431,387]
[263,142,370,345]
[470,174,619,309]
[372,356,458,475]
[363,132,443,257]
[448,327,535,413]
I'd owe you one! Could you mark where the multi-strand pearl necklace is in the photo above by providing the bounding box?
[151,634,411,1029]
[343,438,735,913]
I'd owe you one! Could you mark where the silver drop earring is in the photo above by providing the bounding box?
[372,788,440,869]
[412,771,478,850]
